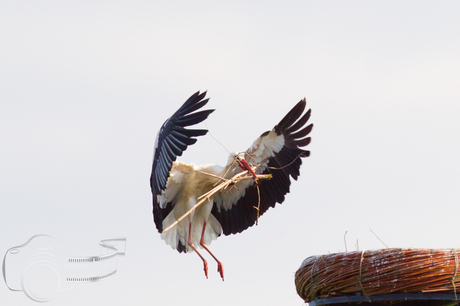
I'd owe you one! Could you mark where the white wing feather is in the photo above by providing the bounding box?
[213,129,285,211]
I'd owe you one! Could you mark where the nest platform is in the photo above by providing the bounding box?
[295,248,460,305]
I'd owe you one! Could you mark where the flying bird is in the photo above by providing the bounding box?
[150,91,312,280]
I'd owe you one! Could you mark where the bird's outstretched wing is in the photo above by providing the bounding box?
[211,99,312,235]
[150,91,214,232]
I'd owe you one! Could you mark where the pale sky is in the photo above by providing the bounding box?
[1,1,460,305]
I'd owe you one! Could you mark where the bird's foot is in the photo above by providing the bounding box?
[203,260,209,279]
[218,262,224,281]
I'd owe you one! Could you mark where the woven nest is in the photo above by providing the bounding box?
[295,248,460,303]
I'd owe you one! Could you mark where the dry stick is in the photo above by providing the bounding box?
[212,153,257,187]
[267,151,308,171]
[253,185,261,225]
[344,231,348,252]
[452,249,458,302]
[161,170,272,234]
[369,228,389,249]
[358,250,371,302]
[210,159,237,187]
[199,171,227,181]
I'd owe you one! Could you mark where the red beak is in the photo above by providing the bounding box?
[238,158,258,181]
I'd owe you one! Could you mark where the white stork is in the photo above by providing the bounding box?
[150,91,312,280]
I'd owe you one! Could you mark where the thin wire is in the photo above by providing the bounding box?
[452,249,458,303]
[310,255,324,298]
[267,152,308,170]
[204,122,232,155]
[370,228,389,249]
[344,231,348,252]
[358,250,371,302]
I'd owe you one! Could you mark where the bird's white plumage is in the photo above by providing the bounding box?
[159,161,225,251]
[247,130,285,163]
[214,131,285,211]
[158,129,287,251]
[150,91,312,280]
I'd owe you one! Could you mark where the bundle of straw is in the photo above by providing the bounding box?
[295,248,460,303]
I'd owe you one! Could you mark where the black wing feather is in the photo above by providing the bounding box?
[286,109,311,134]
[211,98,312,235]
[178,127,209,138]
[151,91,214,232]
[175,91,208,116]
[176,110,215,126]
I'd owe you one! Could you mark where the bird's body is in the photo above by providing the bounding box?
[150,91,312,280]
[159,161,224,252]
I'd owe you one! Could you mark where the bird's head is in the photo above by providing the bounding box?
[226,152,244,167]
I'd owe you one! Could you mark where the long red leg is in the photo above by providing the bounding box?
[200,221,225,281]
[187,222,209,278]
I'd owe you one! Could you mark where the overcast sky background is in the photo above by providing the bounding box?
[1,1,460,305]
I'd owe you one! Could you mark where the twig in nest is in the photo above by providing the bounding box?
[344,231,348,252]
[370,228,389,249]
